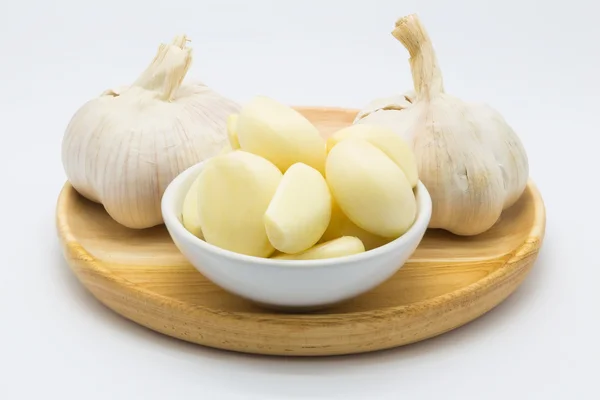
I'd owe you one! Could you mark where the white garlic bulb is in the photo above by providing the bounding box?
[354,14,529,236]
[62,35,240,229]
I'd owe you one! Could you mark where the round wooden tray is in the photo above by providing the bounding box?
[56,107,546,357]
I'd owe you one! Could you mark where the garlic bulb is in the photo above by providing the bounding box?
[62,35,240,229]
[354,14,529,236]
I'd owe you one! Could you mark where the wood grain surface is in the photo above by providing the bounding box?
[56,107,546,356]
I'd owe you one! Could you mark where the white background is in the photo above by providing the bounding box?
[0,0,596,399]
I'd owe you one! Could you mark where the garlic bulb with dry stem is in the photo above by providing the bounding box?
[62,35,240,229]
[354,14,529,236]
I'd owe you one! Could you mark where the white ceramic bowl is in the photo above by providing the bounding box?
[161,161,432,310]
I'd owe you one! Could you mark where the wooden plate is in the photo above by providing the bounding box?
[56,107,546,357]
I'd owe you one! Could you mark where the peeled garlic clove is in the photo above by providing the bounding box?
[264,163,331,254]
[326,138,416,238]
[61,35,241,229]
[353,14,529,236]
[227,114,241,150]
[236,96,327,174]
[320,198,390,251]
[181,174,204,239]
[197,150,282,257]
[217,142,233,155]
[326,124,418,188]
[272,236,365,260]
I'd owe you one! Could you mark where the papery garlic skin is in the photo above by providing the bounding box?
[469,102,529,209]
[62,35,240,229]
[353,91,416,124]
[353,14,529,236]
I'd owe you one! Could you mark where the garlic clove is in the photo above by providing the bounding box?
[325,138,416,238]
[217,142,233,155]
[319,198,391,251]
[326,124,419,188]
[271,236,365,260]
[263,163,332,254]
[196,150,283,257]
[236,96,327,174]
[181,174,205,239]
[227,114,241,150]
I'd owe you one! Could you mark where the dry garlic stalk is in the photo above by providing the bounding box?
[62,35,240,229]
[354,14,529,236]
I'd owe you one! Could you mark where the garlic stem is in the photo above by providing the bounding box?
[392,14,444,100]
[132,35,192,101]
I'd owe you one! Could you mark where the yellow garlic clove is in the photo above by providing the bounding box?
[326,124,419,188]
[236,96,327,174]
[326,138,416,238]
[226,113,241,150]
[196,150,282,257]
[217,141,233,155]
[272,236,365,260]
[320,198,391,251]
[264,163,332,254]
[181,174,205,239]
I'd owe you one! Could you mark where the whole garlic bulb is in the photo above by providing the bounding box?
[62,35,240,229]
[354,14,529,236]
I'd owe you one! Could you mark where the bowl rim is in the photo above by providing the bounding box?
[161,159,433,269]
